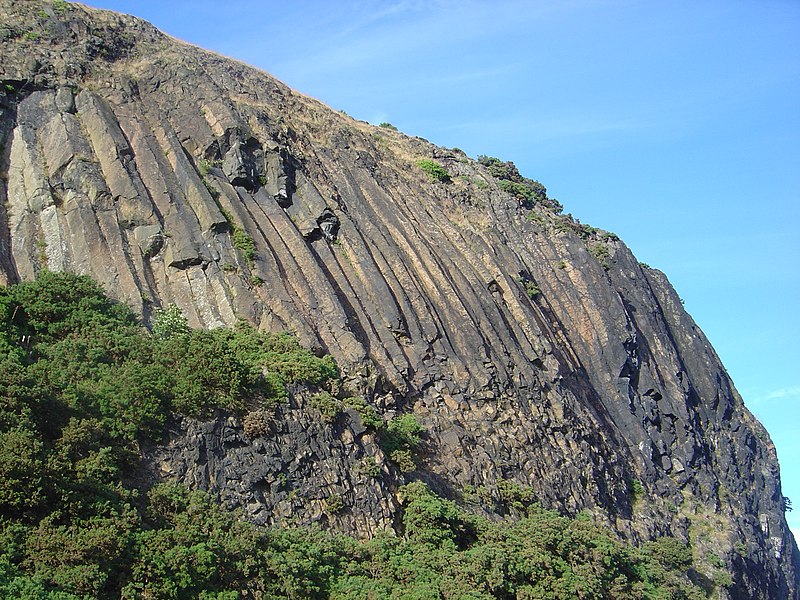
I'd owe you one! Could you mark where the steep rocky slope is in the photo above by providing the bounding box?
[1,2,796,597]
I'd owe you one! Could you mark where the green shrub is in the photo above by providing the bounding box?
[399,481,470,546]
[53,0,70,15]
[325,493,344,514]
[389,449,416,473]
[232,228,256,266]
[151,304,189,340]
[342,396,381,429]
[308,392,342,423]
[416,159,450,183]
[378,122,398,131]
[589,242,611,269]
[643,537,693,571]
[382,414,423,452]
[0,427,45,512]
[478,154,550,209]
[628,478,645,501]
[380,414,424,472]
[496,479,537,510]
[219,209,257,267]
[514,274,541,300]
[357,458,381,478]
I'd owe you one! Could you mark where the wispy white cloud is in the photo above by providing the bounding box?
[747,386,800,408]
[763,387,800,401]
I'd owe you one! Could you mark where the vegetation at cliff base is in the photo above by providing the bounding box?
[0,272,706,598]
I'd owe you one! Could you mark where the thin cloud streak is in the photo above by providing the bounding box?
[747,386,800,408]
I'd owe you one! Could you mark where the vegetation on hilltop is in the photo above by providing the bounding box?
[478,155,563,213]
[0,272,706,598]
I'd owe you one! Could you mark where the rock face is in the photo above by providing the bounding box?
[143,396,400,535]
[0,2,797,597]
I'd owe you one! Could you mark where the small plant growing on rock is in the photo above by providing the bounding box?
[416,159,450,183]
[379,122,398,131]
[380,414,424,473]
[343,396,382,429]
[219,208,254,266]
[589,242,611,269]
[514,274,541,300]
[628,478,645,504]
[53,0,70,15]
[389,449,416,473]
[325,493,344,514]
[232,227,256,267]
[357,457,381,478]
[309,391,342,424]
[524,281,541,299]
[242,409,272,438]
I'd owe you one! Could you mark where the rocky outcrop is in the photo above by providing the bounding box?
[142,394,399,535]
[1,2,796,597]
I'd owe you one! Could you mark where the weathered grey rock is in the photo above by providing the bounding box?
[134,224,163,257]
[222,136,263,190]
[54,86,75,113]
[262,147,291,206]
[143,399,398,536]
[0,1,796,597]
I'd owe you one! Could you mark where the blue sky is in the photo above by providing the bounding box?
[85,0,799,533]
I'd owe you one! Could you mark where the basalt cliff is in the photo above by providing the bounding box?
[1,2,797,598]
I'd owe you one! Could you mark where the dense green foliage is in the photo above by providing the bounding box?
[417,159,451,183]
[379,413,425,473]
[0,273,705,598]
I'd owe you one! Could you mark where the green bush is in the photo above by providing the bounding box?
[343,396,382,429]
[382,413,423,452]
[514,274,541,300]
[308,391,342,423]
[53,0,70,15]
[151,304,189,340]
[220,209,257,267]
[380,414,424,472]
[477,154,551,209]
[589,242,611,267]
[496,479,537,510]
[416,159,451,183]
[325,493,344,514]
[232,228,256,266]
